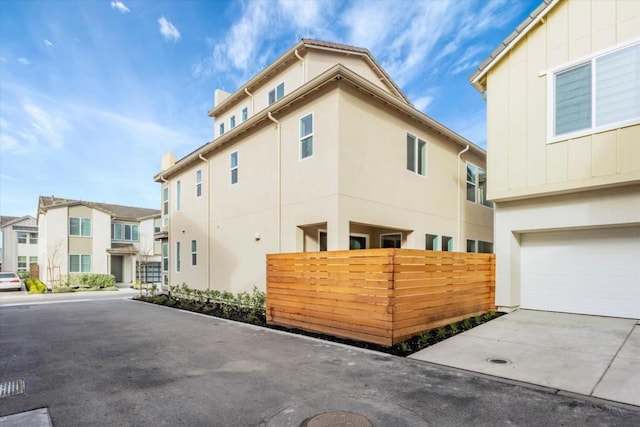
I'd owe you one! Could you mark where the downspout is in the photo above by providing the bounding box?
[244,87,254,117]
[295,49,305,83]
[268,112,282,252]
[198,154,211,291]
[456,145,470,252]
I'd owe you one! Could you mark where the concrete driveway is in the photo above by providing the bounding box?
[1,299,638,426]
[410,309,640,407]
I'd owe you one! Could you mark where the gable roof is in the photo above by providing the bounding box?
[208,38,411,117]
[469,0,558,92]
[38,196,160,222]
[156,63,485,181]
[0,215,35,228]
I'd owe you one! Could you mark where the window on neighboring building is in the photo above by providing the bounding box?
[406,133,427,176]
[242,107,248,122]
[195,169,202,197]
[442,236,453,252]
[551,41,640,140]
[162,187,169,227]
[70,217,91,236]
[478,241,494,254]
[349,234,368,250]
[29,233,38,244]
[175,180,181,211]
[111,223,139,241]
[70,255,91,273]
[466,239,477,253]
[17,232,27,244]
[268,82,285,105]
[425,234,439,250]
[219,122,225,136]
[230,151,238,185]
[300,113,313,159]
[466,163,492,208]
[230,115,236,129]
[29,256,38,266]
[380,233,402,248]
[162,243,168,272]
[318,230,327,251]
[17,256,27,270]
[191,240,197,266]
[175,241,181,272]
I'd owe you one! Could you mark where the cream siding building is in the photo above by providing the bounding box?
[0,215,39,273]
[470,0,640,318]
[156,39,494,294]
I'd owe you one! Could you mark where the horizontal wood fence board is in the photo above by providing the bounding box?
[267,299,393,322]
[269,318,393,346]
[267,294,391,313]
[268,310,392,336]
[268,288,391,305]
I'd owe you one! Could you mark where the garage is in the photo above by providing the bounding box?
[520,227,640,318]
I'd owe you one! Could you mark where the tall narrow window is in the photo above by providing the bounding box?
[175,180,181,211]
[466,163,493,207]
[162,243,168,272]
[268,82,285,105]
[319,231,327,251]
[300,113,313,159]
[442,236,453,252]
[230,151,238,185]
[242,107,248,122]
[230,115,236,129]
[175,241,181,272]
[466,164,477,203]
[406,133,427,176]
[425,234,439,250]
[219,122,225,136]
[162,186,169,226]
[191,240,197,266]
[195,169,202,197]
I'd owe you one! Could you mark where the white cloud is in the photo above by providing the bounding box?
[413,95,433,113]
[110,1,130,13]
[18,57,31,65]
[158,16,181,42]
[44,39,54,47]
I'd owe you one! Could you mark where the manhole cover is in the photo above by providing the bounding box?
[301,411,372,427]
[0,379,25,398]
[487,358,511,365]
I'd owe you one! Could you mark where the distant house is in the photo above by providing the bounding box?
[37,196,161,286]
[469,0,639,318]
[155,39,494,294]
[0,215,38,273]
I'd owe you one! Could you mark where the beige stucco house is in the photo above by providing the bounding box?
[0,215,38,273]
[469,0,639,318]
[155,39,494,294]
[37,196,161,286]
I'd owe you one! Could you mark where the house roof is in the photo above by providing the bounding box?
[156,63,486,181]
[38,196,160,222]
[207,38,411,118]
[107,243,138,255]
[0,215,35,229]
[469,0,559,92]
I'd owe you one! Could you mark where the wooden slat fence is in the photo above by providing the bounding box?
[266,249,495,346]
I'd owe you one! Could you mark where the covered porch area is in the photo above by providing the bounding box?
[298,221,413,252]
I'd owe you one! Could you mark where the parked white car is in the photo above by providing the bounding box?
[0,272,24,291]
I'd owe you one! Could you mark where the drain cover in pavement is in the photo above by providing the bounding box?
[487,358,511,365]
[0,379,25,398]
[301,411,372,427]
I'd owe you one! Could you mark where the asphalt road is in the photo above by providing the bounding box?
[0,298,638,426]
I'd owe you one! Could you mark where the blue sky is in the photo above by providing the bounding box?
[0,0,539,217]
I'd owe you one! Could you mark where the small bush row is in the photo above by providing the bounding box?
[25,278,47,294]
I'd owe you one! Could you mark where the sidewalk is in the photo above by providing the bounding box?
[0,287,139,306]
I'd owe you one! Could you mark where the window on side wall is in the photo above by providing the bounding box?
[466,239,477,253]
[442,236,453,252]
[318,230,327,251]
[219,122,225,136]
[195,169,202,197]
[406,133,427,176]
[162,187,169,227]
[230,151,238,185]
[29,233,38,244]
[425,234,439,250]
[466,163,492,208]
[380,233,402,248]
[17,232,27,244]
[268,82,285,105]
[300,113,313,159]
[191,240,197,266]
[242,107,248,122]
[17,256,27,270]
[230,115,236,129]
[550,41,640,141]
[29,256,38,267]
[478,241,493,254]
[175,180,181,211]
[162,243,168,272]
[70,255,91,273]
[175,241,181,272]
[70,217,91,236]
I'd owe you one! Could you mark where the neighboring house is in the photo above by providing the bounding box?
[37,196,162,286]
[0,215,38,273]
[469,0,639,318]
[155,39,494,294]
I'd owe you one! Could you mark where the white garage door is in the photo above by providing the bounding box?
[521,227,640,318]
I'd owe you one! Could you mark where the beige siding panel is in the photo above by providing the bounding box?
[507,48,528,191]
[617,15,640,42]
[568,0,591,42]
[486,62,510,194]
[69,205,92,218]
[592,0,617,51]
[567,137,592,180]
[617,126,640,173]
[569,35,591,58]
[526,30,548,187]
[591,131,617,177]
[546,142,568,183]
[547,1,569,49]
[69,236,92,255]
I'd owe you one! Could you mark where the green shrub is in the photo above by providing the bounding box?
[53,286,73,293]
[17,270,30,280]
[70,274,116,289]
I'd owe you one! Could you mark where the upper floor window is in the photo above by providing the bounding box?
[230,151,238,185]
[268,82,285,105]
[300,113,313,159]
[162,187,169,227]
[219,122,225,136]
[17,232,27,244]
[191,240,197,266]
[550,41,640,141]
[29,233,38,244]
[195,169,202,197]
[175,241,181,272]
[175,180,181,212]
[406,133,427,176]
[70,217,91,237]
[230,115,236,129]
[17,256,27,270]
[466,163,492,208]
[242,107,248,122]
[111,223,139,241]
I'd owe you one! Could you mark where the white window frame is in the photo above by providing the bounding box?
[299,112,313,160]
[70,217,92,237]
[230,151,238,185]
[406,133,427,176]
[349,233,369,250]
[268,81,285,105]
[175,241,181,273]
[17,232,27,244]
[162,186,169,227]
[380,233,402,249]
[219,122,225,136]
[230,115,236,129]
[29,233,38,244]
[17,256,27,270]
[466,162,492,208]
[70,254,91,273]
[546,38,640,143]
[29,256,38,267]
[241,107,248,122]
[175,180,181,212]
[191,239,197,266]
[195,169,202,198]
[162,243,169,272]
